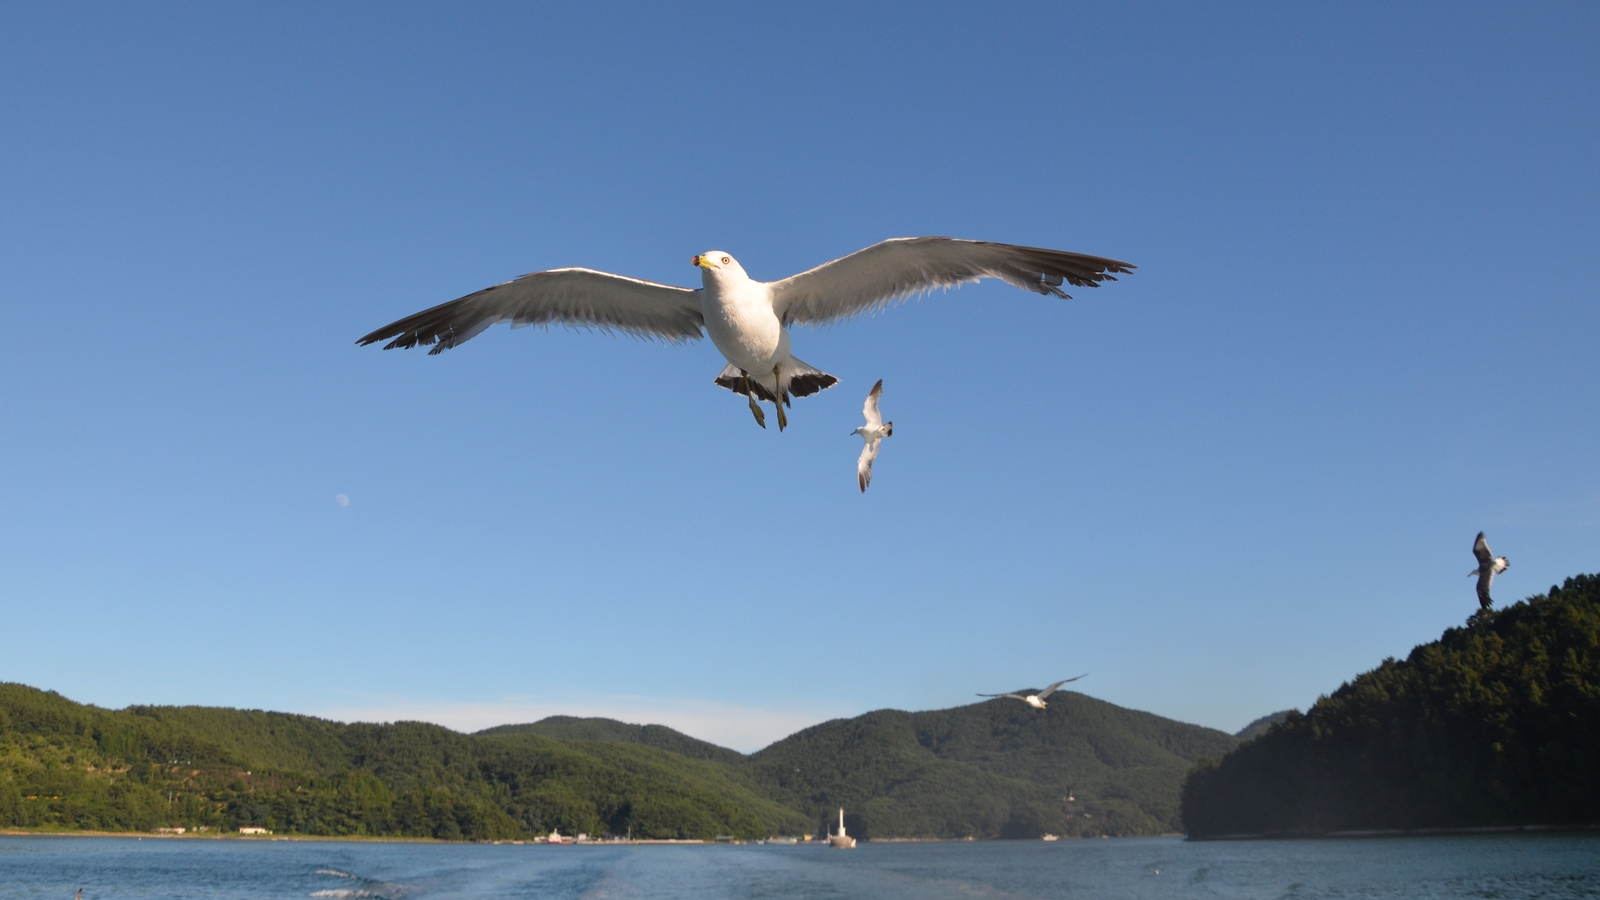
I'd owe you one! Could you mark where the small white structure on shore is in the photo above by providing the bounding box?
[238,826,271,835]
[827,808,857,848]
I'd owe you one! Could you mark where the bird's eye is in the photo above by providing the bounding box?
[721,256,730,265]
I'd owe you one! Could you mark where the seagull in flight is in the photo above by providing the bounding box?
[1470,531,1509,610]
[852,379,893,492]
[358,238,1132,430]
[977,675,1087,709]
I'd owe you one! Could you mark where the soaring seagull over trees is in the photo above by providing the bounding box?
[358,238,1133,430]
[977,675,1088,709]
[1470,531,1509,610]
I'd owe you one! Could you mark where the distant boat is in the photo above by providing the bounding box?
[827,808,857,848]
[1041,833,1059,841]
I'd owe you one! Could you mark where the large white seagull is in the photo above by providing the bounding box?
[359,237,1134,429]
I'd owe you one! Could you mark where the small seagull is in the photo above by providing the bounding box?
[852,379,893,492]
[977,675,1087,709]
[1470,531,1509,610]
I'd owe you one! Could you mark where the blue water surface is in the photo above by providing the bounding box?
[2,833,1597,899]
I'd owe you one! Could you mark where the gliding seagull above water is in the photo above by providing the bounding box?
[978,675,1088,709]
[853,379,893,492]
[358,238,1133,430]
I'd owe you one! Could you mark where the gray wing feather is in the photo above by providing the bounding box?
[358,268,705,354]
[1473,532,1493,566]
[977,693,1028,700]
[769,237,1134,327]
[857,438,881,492]
[1036,674,1088,699]
[863,379,884,427]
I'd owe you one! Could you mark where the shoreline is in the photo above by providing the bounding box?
[0,829,453,843]
[1189,823,1600,842]
[0,828,1176,845]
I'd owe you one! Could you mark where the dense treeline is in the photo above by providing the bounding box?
[1181,573,1600,837]
[0,685,805,839]
[2,678,1242,841]
[741,690,1238,839]
[481,717,744,765]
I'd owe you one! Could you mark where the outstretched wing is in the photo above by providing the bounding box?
[862,379,884,429]
[1476,569,1495,609]
[358,268,705,354]
[977,693,1027,701]
[1037,674,1088,700]
[1473,532,1493,567]
[858,438,882,493]
[769,237,1134,327]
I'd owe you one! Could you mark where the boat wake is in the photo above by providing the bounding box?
[310,867,410,899]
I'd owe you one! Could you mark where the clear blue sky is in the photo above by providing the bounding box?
[2,3,1596,751]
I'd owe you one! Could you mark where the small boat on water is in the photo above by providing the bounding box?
[827,808,857,848]
[1041,833,1059,841]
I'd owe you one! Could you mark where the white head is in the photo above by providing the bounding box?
[692,250,750,286]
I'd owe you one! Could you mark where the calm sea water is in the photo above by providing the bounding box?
[1,833,1596,900]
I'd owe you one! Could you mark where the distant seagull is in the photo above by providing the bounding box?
[1470,531,1509,610]
[359,238,1133,431]
[852,379,893,492]
[977,675,1087,709]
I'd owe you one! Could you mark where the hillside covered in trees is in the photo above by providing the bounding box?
[742,690,1237,839]
[0,682,1237,841]
[479,717,743,764]
[0,685,805,840]
[1182,573,1600,838]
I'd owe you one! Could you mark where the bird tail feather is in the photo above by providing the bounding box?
[713,359,838,404]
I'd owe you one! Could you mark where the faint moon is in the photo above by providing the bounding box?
[335,494,350,507]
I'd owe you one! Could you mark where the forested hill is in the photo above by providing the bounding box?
[479,717,743,764]
[1235,710,1294,741]
[0,685,806,840]
[741,690,1238,839]
[482,698,1242,839]
[1,683,1242,841]
[1181,573,1600,838]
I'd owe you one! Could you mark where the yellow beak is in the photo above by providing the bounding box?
[692,254,707,268]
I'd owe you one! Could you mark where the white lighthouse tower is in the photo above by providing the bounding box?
[827,808,857,848]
